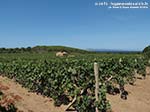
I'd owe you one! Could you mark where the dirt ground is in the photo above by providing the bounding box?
[0,76,66,112]
[0,67,150,112]
[107,67,150,112]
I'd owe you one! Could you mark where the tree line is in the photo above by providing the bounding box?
[0,47,32,53]
[0,46,89,54]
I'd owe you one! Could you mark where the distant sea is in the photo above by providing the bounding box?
[87,49,142,53]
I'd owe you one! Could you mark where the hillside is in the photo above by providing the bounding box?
[32,46,89,53]
[0,46,90,54]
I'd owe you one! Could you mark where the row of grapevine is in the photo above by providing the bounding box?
[0,56,147,112]
[0,90,17,112]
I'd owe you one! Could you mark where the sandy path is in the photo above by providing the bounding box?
[107,74,150,112]
[0,76,65,112]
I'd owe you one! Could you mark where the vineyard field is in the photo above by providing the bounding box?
[0,51,149,112]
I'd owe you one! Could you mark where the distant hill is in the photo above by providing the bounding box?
[0,46,90,54]
[32,46,90,53]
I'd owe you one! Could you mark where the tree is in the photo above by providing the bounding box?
[143,45,150,59]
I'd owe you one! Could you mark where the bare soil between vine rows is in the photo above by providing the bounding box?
[0,76,66,112]
[107,75,150,112]
[0,67,150,112]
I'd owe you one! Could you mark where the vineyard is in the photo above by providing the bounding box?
[0,50,149,112]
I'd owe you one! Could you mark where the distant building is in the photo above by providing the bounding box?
[56,51,68,57]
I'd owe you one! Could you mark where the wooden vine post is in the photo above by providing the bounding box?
[94,62,99,112]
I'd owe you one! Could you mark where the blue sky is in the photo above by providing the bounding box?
[0,0,150,50]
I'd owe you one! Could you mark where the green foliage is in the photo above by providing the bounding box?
[0,104,17,112]
[143,45,150,59]
[0,90,17,112]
